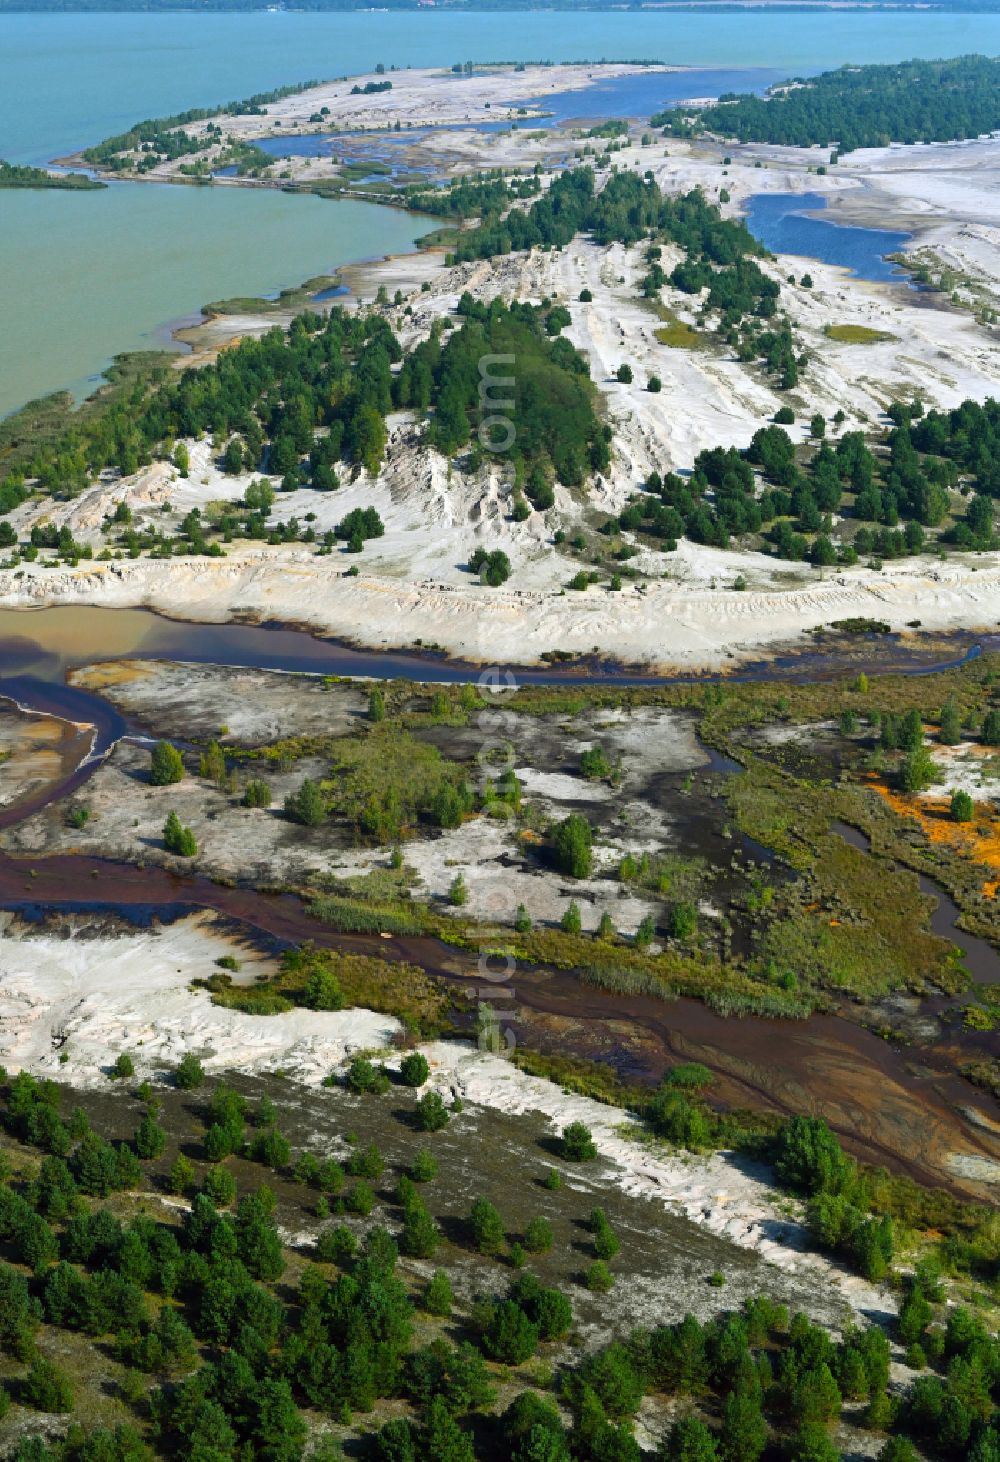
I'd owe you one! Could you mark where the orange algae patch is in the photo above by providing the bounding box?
[868,779,1000,872]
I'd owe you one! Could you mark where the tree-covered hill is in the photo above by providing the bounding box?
[655,54,1000,153]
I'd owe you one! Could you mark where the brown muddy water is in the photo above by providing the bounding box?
[3,848,999,1200]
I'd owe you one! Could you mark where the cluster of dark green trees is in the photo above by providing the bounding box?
[443,166,793,377]
[405,168,542,219]
[0,161,104,191]
[3,296,603,526]
[81,81,320,170]
[614,396,993,562]
[2,1064,1000,1461]
[656,55,1000,154]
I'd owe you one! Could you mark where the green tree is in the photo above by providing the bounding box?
[424,1269,453,1317]
[369,686,386,722]
[900,745,936,794]
[616,363,633,384]
[469,1197,505,1255]
[719,1382,767,1462]
[663,1417,718,1461]
[149,740,184,785]
[982,707,1000,745]
[524,1217,554,1254]
[560,900,582,934]
[163,811,197,857]
[481,1300,538,1364]
[448,873,468,906]
[401,1198,440,1259]
[134,1112,166,1160]
[951,788,974,822]
[400,1052,430,1087]
[552,813,593,878]
[284,778,325,826]
[561,1122,597,1162]
[787,1424,840,1462]
[23,1357,73,1413]
[775,1116,852,1196]
[303,965,343,1011]
[242,778,272,808]
[415,1091,450,1132]
[175,1052,205,1089]
[939,698,962,744]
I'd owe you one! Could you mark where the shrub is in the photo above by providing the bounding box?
[560,1122,597,1162]
[469,1197,505,1256]
[552,813,593,878]
[23,1357,73,1412]
[284,777,325,827]
[110,1052,134,1081]
[400,1052,430,1087]
[149,740,184,785]
[242,779,272,809]
[409,1091,447,1134]
[163,811,196,857]
[175,1052,205,1089]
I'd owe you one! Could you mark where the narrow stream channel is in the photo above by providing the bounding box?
[0,606,996,1196]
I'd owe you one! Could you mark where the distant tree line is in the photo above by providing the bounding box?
[656,54,1000,154]
[82,80,322,171]
[0,161,104,190]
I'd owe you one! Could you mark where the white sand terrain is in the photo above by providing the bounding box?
[16,69,1000,669]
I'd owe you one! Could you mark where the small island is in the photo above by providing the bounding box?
[0,159,105,190]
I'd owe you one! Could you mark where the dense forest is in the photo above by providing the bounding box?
[656,54,1000,154]
[0,1058,997,1461]
[0,296,605,516]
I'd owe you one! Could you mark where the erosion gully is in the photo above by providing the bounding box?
[0,606,998,1199]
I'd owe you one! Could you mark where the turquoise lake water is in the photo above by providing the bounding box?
[4,10,1000,418]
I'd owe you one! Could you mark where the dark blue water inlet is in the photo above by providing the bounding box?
[511,66,788,125]
[743,192,912,283]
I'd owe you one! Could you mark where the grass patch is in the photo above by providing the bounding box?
[823,323,896,344]
[652,306,709,350]
[202,944,454,1035]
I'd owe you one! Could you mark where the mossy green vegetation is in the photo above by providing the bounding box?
[823,323,896,344]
